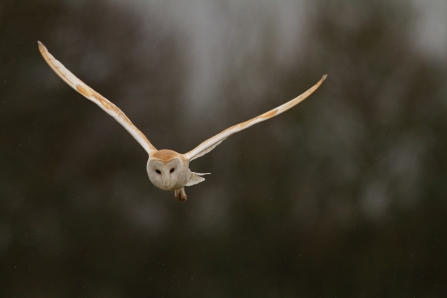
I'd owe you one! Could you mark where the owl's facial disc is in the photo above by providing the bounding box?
[147,150,190,191]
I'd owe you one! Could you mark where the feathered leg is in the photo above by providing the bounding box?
[175,188,187,202]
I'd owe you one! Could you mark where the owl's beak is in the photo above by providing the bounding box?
[163,179,169,189]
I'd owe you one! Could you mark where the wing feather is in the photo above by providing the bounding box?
[185,172,210,187]
[184,75,327,161]
[38,41,157,156]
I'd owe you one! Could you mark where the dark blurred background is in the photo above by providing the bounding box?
[1,0,447,297]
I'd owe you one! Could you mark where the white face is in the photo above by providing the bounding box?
[147,156,190,191]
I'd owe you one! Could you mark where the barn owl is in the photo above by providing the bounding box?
[38,41,326,202]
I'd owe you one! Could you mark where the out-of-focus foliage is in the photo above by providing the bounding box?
[1,0,446,297]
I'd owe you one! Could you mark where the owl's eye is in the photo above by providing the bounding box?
[156,170,161,174]
[170,168,175,173]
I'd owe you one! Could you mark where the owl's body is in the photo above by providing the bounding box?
[146,149,211,200]
[38,41,326,201]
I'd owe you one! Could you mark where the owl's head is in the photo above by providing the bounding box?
[147,150,190,191]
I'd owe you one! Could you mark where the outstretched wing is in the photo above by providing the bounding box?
[184,75,327,161]
[38,41,158,156]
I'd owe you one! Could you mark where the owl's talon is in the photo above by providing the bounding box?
[175,188,187,202]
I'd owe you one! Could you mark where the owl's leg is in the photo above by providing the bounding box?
[174,188,187,202]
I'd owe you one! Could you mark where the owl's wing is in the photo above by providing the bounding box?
[184,75,327,161]
[38,41,158,156]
